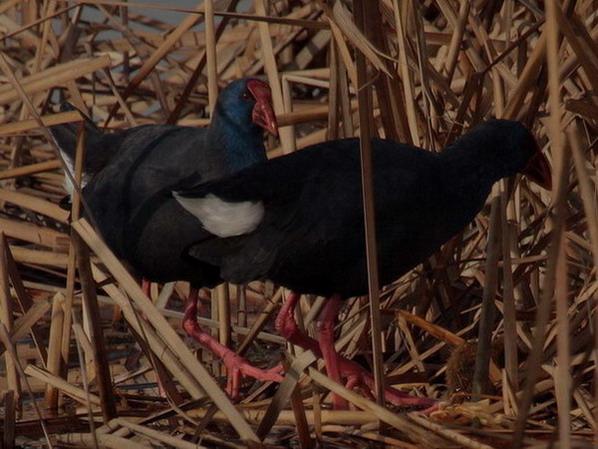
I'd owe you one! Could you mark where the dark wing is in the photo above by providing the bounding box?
[177,138,441,295]
[82,126,210,259]
[50,102,123,175]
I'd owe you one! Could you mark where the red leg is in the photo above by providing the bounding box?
[275,292,321,352]
[141,279,152,298]
[275,292,436,409]
[276,293,347,407]
[183,287,283,399]
[316,294,349,408]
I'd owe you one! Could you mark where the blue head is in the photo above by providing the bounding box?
[446,120,552,190]
[211,78,278,171]
[213,78,278,137]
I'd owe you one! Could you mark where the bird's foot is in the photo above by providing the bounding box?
[335,356,436,409]
[183,301,283,400]
[220,351,284,399]
[276,293,435,408]
[415,401,441,416]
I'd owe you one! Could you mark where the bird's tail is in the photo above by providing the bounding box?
[49,102,102,199]
[49,102,101,163]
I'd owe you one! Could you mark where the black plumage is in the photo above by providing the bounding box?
[175,119,551,296]
[51,78,282,397]
[50,102,120,178]
[65,78,277,285]
[128,119,551,406]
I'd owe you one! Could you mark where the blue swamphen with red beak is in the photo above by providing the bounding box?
[163,119,552,407]
[51,78,281,397]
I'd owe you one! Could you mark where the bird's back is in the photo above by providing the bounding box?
[83,125,212,264]
[85,124,267,284]
[185,137,495,297]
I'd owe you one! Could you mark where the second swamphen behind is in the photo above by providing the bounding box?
[53,78,281,397]
[166,119,552,407]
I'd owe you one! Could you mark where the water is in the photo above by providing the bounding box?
[78,0,254,31]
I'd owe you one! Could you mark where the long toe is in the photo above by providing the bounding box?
[226,369,242,400]
[221,350,283,394]
[417,401,441,416]
[238,361,284,383]
[335,353,436,409]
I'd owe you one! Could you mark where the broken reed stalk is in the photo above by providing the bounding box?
[204,0,218,115]
[0,234,19,398]
[72,219,261,444]
[47,119,87,411]
[472,191,500,397]
[512,8,568,448]
[511,1,569,448]
[353,0,385,407]
[545,5,571,447]
[0,326,55,449]
[216,284,232,365]
[500,182,519,402]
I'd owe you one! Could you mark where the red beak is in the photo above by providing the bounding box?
[522,150,552,190]
[247,79,278,137]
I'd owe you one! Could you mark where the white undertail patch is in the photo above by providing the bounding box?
[174,192,264,237]
[60,149,88,199]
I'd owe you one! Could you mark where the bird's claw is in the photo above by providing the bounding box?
[335,356,436,409]
[221,352,283,400]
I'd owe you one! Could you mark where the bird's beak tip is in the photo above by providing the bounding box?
[248,80,279,138]
[522,151,552,191]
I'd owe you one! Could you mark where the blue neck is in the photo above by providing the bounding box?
[210,109,268,172]
[224,130,267,172]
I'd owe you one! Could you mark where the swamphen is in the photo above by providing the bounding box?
[168,119,552,407]
[53,78,281,397]
[50,79,278,199]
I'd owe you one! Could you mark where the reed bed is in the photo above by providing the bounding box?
[0,0,596,448]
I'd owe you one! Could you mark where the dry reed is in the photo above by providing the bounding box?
[0,1,597,448]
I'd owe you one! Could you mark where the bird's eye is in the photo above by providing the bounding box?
[240,91,252,101]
